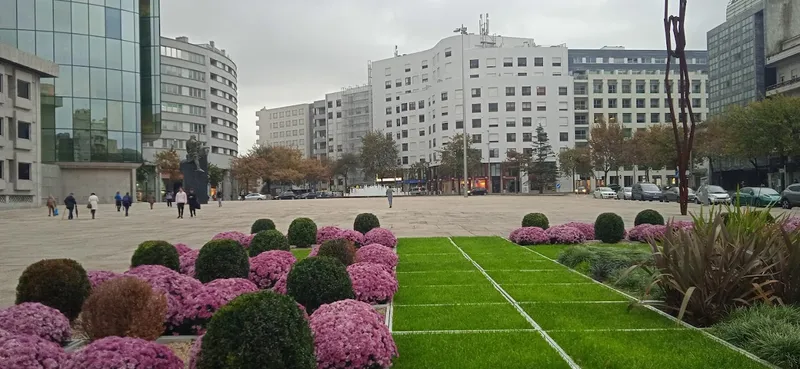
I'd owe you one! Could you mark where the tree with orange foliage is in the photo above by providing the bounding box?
[154,148,182,182]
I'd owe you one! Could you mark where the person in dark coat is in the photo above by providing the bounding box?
[64,193,77,220]
[188,188,199,217]
[114,191,122,212]
[122,192,132,217]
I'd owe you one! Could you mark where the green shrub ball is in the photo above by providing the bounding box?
[250,218,276,234]
[594,212,626,244]
[16,258,91,321]
[195,239,250,283]
[286,256,355,313]
[199,291,316,369]
[287,218,317,248]
[131,240,180,271]
[354,213,380,234]
[522,213,549,229]
[249,230,290,257]
[634,209,665,226]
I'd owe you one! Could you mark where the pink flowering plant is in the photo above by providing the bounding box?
[182,278,258,334]
[783,216,800,233]
[347,262,399,305]
[0,332,68,369]
[545,225,586,244]
[125,265,203,334]
[211,231,253,248]
[179,249,200,277]
[87,270,122,289]
[628,224,667,243]
[249,250,297,289]
[338,229,365,247]
[509,227,549,245]
[670,220,694,231]
[173,243,192,256]
[561,222,595,240]
[0,303,71,344]
[364,228,398,248]
[187,335,203,369]
[64,336,183,369]
[316,226,344,245]
[310,299,397,369]
[356,244,399,269]
[308,244,320,257]
[272,273,288,294]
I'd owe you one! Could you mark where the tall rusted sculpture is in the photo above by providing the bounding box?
[664,0,696,215]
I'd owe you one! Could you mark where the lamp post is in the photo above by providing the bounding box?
[454,25,468,197]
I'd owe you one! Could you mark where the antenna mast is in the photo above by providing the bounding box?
[479,13,496,47]
[394,45,399,57]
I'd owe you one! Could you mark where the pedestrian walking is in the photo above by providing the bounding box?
[114,191,122,212]
[217,190,223,207]
[386,187,393,208]
[64,193,77,220]
[148,195,155,210]
[165,191,173,207]
[88,192,99,219]
[122,192,132,217]
[188,189,199,218]
[46,195,56,217]
[175,188,187,219]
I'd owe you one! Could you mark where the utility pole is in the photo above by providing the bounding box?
[454,25,468,197]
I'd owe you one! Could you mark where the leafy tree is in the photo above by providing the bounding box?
[529,125,558,194]
[558,147,592,186]
[332,153,360,189]
[725,96,800,171]
[207,163,225,188]
[299,158,330,187]
[630,125,675,181]
[588,118,625,184]
[437,133,482,194]
[503,149,533,193]
[154,149,182,182]
[359,131,398,181]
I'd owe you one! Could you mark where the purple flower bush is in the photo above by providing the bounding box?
[179,249,200,277]
[173,243,192,256]
[188,335,203,369]
[509,227,549,246]
[272,274,288,294]
[316,226,344,245]
[545,226,586,244]
[347,263,398,305]
[670,220,694,231]
[249,250,297,289]
[0,332,68,369]
[64,336,183,369]
[628,224,667,243]
[211,231,253,248]
[355,244,399,269]
[561,222,595,240]
[310,299,397,369]
[308,245,320,257]
[125,265,203,332]
[363,228,398,248]
[87,270,123,289]
[783,216,800,233]
[338,229,365,247]
[183,278,258,334]
[0,303,71,344]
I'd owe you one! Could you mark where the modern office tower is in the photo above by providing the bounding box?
[727,0,766,19]
[255,103,311,158]
[0,0,162,202]
[324,85,371,161]
[765,0,800,96]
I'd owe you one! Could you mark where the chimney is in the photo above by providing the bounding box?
[176,36,189,42]
[209,41,215,48]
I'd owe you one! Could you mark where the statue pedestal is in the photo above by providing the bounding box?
[177,156,209,205]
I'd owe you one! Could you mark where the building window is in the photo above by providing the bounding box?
[523,132,533,142]
[402,143,408,151]
[609,113,618,123]
[651,113,660,123]
[537,104,546,112]
[622,80,631,93]
[470,59,479,68]
[419,114,425,123]
[472,118,482,128]
[17,121,31,139]
[506,102,516,111]
[505,87,515,96]
[636,80,646,93]
[402,130,408,138]
[650,80,660,93]
[506,119,516,127]
[522,102,532,111]
[559,132,568,142]
[637,113,646,123]
[472,103,481,113]
[608,99,617,108]
[441,92,448,101]
[593,81,603,93]
[636,99,645,109]
[490,148,499,158]
[692,98,701,108]
[18,162,31,180]
[419,100,425,108]
[401,116,408,125]
[471,88,481,97]
[593,99,603,108]
[558,86,568,96]
[336,112,342,118]
[608,82,617,94]
[534,57,544,67]
[405,77,411,85]
[488,103,498,112]
[385,107,392,114]
[518,57,527,67]
[17,80,30,99]
[445,49,452,57]
[536,86,546,96]
[650,98,660,108]
[522,86,531,96]
[385,81,391,89]
[401,103,408,112]
[456,120,464,129]
[622,99,631,108]
[523,117,532,127]
[471,134,482,143]
[503,57,513,67]
[623,113,632,123]
[442,122,449,130]
[419,129,425,137]
[507,133,517,142]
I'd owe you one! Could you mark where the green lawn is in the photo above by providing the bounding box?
[502,282,630,302]
[397,238,458,254]
[486,269,590,284]
[392,304,531,331]
[396,270,488,286]
[521,302,680,331]
[290,248,310,260]
[394,284,505,305]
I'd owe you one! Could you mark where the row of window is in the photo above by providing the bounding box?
[211,117,238,131]
[210,58,236,78]
[160,83,205,99]
[210,87,237,104]
[586,97,702,109]
[469,56,560,69]
[271,119,306,129]
[387,100,568,115]
[161,102,206,116]
[0,160,32,181]
[270,129,305,138]
[161,120,206,134]
[210,146,237,156]
[0,117,32,140]
[211,102,237,117]
[573,56,707,65]
[270,108,306,119]
[588,79,704,94]
[210,73,237,91]
[160,46,205,65]
[211,130,237,143]
[577,112,704,125]
[161,64,205,82]
[386,115,560,136]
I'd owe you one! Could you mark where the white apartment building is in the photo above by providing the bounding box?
[323,86,372,161]
[370,33,575,194]
[255,103,312,158]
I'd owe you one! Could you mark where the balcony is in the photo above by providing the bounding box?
[766,76,800,96]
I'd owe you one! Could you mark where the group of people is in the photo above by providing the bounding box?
[164,188,201,218]
[45,187,202,220]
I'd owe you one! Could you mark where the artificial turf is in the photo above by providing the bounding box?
[392,304,531,331]
[485,269,591,284]
[549,330,771,369]
[400,253,471,264]
[503,283,629,302]
[393,284,505,304]
[521,302,680,331]
[396,260,476,272]
[450,236,519,252]
[391,332,571,369]
[396,270,489,286]
[397,237,459,254]
[290,248,311,260]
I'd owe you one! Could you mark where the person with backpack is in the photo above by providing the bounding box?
[64,193,77,220]
[122,192,132,217]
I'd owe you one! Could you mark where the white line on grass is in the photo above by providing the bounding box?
[401,282,594,288]
[392,329,539,335]
[396,270,479,274]
[394,301,630,307]
[392,327,691,335]
[544,328,689,333]
[394,302,511,307]
[448,238,581,369]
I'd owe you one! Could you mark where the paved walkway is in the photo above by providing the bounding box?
[0,196,796,307]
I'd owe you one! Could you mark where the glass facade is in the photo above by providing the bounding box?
[0,0,161,163]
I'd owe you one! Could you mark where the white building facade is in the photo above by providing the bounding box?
[370,34,575,193]
[255,103,312,158]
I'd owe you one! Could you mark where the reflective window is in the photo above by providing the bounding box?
[53,0,71,32]
[73,129,91,161]
[71,2,89,34]
[73,67,91,98]
[90,68,107,98]
[107,131,123,161]
[107,70,122,100]
[91,99,107,130]
[0,0,16,28]
[89,5,105,36]
[54,128,73,162]
[17,31,36,55]
[121,41,135,71]
[36,31,55,62]
[0,30,16,47]
[121,10,135,41]
[36,0,54,31]
[105,8,122,39]
[122,72,136,102]
[123,131,139,160]
[55,97,73,129]
[108,101,123,130]
[91,130,108,161]
[72,34,90,66]
[89,36,106,67]
[121,0,134,11]
[18,0,36,30]
[73,98,91,129]
[54,32,72,64]
[123,102,137,131]
[103,39,120,69]
[55,66,72,97]
[41,129,56,162]
[107,0,120,7]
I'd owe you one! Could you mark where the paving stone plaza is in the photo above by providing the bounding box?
[1,195,797,307]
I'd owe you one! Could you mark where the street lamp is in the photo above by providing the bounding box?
[454,25,468,198]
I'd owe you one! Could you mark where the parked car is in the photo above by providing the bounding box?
[781,183,800,209]
[409,187,427,196]
[592,187,617,199]
[608,184,622,192]
[661,186,696,203]
[574,186,589,194]
[276,191,296,200]
[317,191,334,198]
[469,188,487,196]
[631,183,662,201]
[244,193,268,201]
[737,187,782,207]
[298,192,317,199]
[695,185,731,205]
[616,187,632,200]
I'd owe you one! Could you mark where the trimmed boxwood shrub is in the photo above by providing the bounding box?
[251,218,276,234]
[130,240,180,271]
[317,239,356,266]
[354,213,380,234]
[522,213,549,229]
[195,239,250,283]
[634,209,665,226]
[288,218,317,248]
[16,258,91,321]
[595,212,625,244]
[286,256,355,313]
[249,230,290,257]
[198,291,316,369]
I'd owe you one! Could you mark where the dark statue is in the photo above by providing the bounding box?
[176,135,210,205]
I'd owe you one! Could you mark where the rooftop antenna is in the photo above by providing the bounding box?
[479,13,496,47]
[394,45,399,57]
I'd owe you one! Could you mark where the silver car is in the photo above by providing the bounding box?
[696,185,731,205]
[616,187,632,200]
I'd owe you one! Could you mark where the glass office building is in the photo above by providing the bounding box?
[0,0,161,164]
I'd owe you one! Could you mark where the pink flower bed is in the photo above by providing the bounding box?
[561,222,595,240]
[784,216,800,233]
[183,278,258,334]
[628,224,667,243]
[670,220,694,231]
[316,226,344,244]
[188,335,203,369]
[356,244,399,268]
[308,245,320,257]
[125,265,203,332]
[173,243,192,256]
[0,303,71,344]
[64,336,183,369]
[211,231,253,248]
[509,227,549,245]
[249,250,297,289]
[364,228,398,248]
[179,249,200,277]
[545,226,586,244]
[310,300,397,369]
[347,262,398,305]
[0,332,68,369]
[338,229,365,247]
[87,270,123,289]
[272,274,288,295]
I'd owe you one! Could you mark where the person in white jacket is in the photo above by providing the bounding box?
[175,188,188,219]
[88,192,99,219]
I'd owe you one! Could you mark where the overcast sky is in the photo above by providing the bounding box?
[160,0,730,151]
